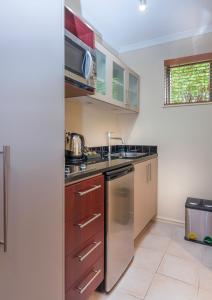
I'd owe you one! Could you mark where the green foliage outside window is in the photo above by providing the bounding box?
[169,62,211,104]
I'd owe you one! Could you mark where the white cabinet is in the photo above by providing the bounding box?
[134,158,158,239]
[127,71,140,112]
[96,48,107,96]
[111,58,127,108]
[94,42,111,103]
[92,41,140,112]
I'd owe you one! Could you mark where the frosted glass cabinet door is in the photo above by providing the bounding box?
[96,49,106,96]
[128,73,139,111]
[112,62,125,103]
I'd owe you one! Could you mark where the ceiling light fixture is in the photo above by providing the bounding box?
[139,0,147,12]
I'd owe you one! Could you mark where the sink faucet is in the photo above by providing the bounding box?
[107,132,125,158]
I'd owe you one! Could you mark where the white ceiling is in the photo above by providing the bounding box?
[81,0,212,52]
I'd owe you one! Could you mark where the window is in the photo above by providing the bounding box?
[164,53,212,105]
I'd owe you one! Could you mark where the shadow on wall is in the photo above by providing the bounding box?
[65,99,138,146]
[65,99,83,134]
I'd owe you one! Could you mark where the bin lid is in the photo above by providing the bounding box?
[186,198,203,209]
[203,200,212,212]
[186,197,212,212]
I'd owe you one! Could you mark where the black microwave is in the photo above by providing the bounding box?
[65,29,96,93]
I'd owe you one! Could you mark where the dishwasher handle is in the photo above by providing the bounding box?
[105,164,134,181]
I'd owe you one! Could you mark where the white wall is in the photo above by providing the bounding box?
[120,32,212,223]
[65,100,124,146]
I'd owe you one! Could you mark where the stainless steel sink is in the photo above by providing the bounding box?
[105,152,148,159]
[120,152,148,159]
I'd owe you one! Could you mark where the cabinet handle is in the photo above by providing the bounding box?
[0,146,10,253]
[126,89,130,108]
[149,163,152,181]
[77,241,102,262]
[77,269,101,294]
[76,213,102,229]
[146,165,149,183]
[77,185,101,196]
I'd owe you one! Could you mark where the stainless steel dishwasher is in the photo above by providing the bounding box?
[105,164,134,292]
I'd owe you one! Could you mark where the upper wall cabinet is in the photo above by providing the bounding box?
[96,49,106,96]
[91,41,140,113]
[127,71,140,112]
[112,59,126,107]
[94,42,110,102]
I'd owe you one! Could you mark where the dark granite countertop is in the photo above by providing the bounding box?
[65,153,158,185]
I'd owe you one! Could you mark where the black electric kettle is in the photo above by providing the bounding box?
[65,132,85,160]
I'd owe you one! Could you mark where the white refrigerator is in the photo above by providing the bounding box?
[0,1,65,300]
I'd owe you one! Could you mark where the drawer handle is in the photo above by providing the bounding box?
[77,241,102,262]
[77,213,102,229]
[77,269,101,294]
[77,185,101,196]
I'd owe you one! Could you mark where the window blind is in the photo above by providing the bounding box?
[164,53,212,105]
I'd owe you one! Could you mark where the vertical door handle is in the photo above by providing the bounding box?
[149,163,152,181]
[0,146,10,252]
[146,165,149,183]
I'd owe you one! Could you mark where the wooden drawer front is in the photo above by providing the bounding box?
[65,175,104,223]
[65,208,104,255]
[65,175,104,255]
[66,256,104,300]
[65,231,104,291]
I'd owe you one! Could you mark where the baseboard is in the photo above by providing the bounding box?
[156,216,185,226]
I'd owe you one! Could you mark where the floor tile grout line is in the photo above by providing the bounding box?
[135,221,183,299]
[196,263,200,299]
[156,254,199,289]
[154,236,172,274]
[135,244,168,253]
[162,250,202,266]
[142,272,158,300]
[91,221,208,300]
[141,230,173,300]
[155,229,200,291]
[156,271,199,289]
[159,224,202,290]
[117,287,143,300]
[135,232,172,252]
[135,244,168,256]
[166,231,208,269]
[165,251,203,264]
[118,286,145,300]
[121,289,144,300]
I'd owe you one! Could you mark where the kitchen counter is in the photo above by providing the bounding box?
[65,153,158,185]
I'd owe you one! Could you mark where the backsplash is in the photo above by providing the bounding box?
[88,145,158,156]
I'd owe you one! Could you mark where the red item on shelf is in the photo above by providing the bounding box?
[65,7,95,49]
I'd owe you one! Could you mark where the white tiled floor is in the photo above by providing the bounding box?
[89,221,212,300]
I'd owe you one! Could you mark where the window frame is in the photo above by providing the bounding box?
[164,52,212,107]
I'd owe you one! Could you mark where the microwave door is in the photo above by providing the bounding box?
[65,36,85,77]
